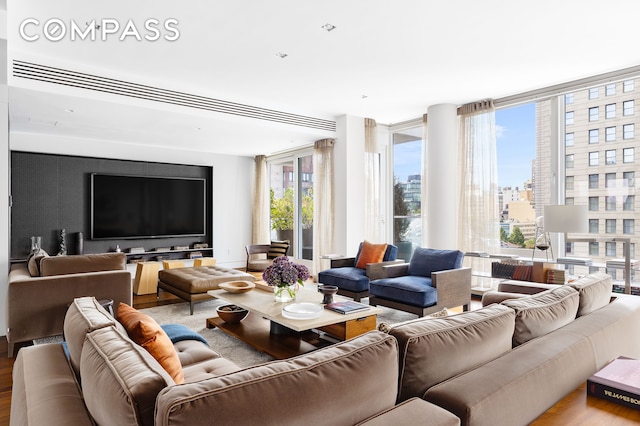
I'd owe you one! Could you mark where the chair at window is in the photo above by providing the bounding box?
[245,240,290,272]
[369,247,471,317]
[317,241,401,302]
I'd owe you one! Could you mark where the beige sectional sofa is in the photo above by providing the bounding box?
[403,272,640,425]
[10,273,640,425]
[6,252,132,357]
[10,297,459,426]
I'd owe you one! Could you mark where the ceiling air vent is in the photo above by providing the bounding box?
[13,60,337,132]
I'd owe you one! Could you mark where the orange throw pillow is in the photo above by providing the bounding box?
[355,241,388,269]
[116,302,184,384]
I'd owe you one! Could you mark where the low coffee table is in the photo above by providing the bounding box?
[206,284,383,359]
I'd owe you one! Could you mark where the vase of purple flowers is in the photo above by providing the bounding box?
[262,256,310,302]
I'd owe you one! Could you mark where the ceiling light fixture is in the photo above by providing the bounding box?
[321,23,336,32]
[64,109,74,113]
[276,52,288,59]
[361,95,368,99]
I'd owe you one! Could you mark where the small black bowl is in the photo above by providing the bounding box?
[216,304,249,323]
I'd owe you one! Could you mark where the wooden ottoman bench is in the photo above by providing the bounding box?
[158,266,256,314]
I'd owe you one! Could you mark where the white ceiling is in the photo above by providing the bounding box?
[7,0,640,156]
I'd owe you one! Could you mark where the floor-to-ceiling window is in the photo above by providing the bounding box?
[492,75,640,288]
[268,150,314,263]
[392,128,422,261]
[562,77,639,285]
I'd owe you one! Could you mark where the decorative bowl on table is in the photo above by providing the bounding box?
[216,304,249,323]
[317,285,339,304]
[282,303,324,320]
[219,281,255,294]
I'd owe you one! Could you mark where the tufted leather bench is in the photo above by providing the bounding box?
[158,266,256,314]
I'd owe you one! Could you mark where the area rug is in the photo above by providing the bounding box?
[139,298,417,367]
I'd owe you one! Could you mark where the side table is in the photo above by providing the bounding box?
[133,261,161,295]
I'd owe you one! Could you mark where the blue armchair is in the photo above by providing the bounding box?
[317,243,400,301]
[369,247,471,317]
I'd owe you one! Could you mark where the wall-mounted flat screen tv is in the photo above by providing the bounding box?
[91,174,206,240]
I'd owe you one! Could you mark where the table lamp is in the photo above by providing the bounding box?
[543,205,589,257]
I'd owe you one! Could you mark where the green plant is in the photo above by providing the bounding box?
[270,187,293,230]
[270,187,314,230]
[508,226,525,247]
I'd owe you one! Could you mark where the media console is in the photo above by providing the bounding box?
[125,247,213,263]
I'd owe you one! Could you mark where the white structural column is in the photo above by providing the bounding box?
[0,4,9,339]
[334,115,365,257]
[425,104,459,249]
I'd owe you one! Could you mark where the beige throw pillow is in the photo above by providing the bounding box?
[568,272,613,316]
[502,286,579,346]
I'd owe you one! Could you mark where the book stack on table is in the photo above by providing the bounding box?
[325,301,371,315]
[587,356,640,410]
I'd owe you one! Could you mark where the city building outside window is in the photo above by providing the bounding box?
[624,100,635,116]
[624,171,635,187]
[589,107,598,121]
[624,124,635,139]
[606,196,616,211]
[565,93,574,104]
[566,154,574,168]
[589,241,599,255]
[565,133,574,146]
[605,103,616,119]
[566,176,574,190]
[624,80,635,92]
[606,219,616,233]
[606,84,617,96]
[605,172,616,187]
[605,149,616,165]
[589,218,599,233]
[589,174,599,188]
[606,126,616,142]
[589,151,599,166]
[392,128,423,262]
[624,147,635,163]
[589,129,599,143]
[565,197,574,205]
[624,219,635,234]
[624,195,635,211]
[606,242,616,257]
[589,87,599,99]
[566,111,575,125]
[589,196,599,211]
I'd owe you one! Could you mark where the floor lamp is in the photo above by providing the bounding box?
[543,205,589,259]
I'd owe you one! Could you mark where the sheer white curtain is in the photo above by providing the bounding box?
[458,100,499,262]
[364,118,382,242]
[312,139,335,277]
[421,113,429,246]
[252,155,270,244]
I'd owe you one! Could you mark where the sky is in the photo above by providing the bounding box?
[495,102,536,189]
[394,102,536,189]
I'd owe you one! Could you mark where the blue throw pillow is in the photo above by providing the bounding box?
[407,248,464,277]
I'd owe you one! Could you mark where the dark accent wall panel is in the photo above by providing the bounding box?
[11,152,212,260]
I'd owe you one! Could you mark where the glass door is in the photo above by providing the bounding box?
[269,151,314,262]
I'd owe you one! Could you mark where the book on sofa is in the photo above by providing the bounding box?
[325,301,371,314]
[587,356,640,410]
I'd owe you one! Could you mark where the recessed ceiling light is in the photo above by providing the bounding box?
[361,95,368,99]
[64,109,74,113]
[321,23,336,32]
[276,52,288,59]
